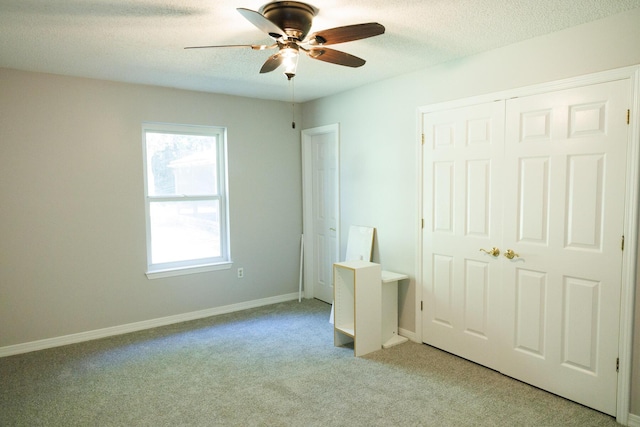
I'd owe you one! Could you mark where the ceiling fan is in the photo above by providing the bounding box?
[185,1,385,80]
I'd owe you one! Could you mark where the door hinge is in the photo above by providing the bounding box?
[421,133,425,144]
[627,109,631,125]
[621,235,625,251]
[616,357,619,372]
[421,218,424,229]
[421,301,423,311]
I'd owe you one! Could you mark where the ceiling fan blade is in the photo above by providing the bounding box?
[260,52,284,73]
[184,44,275,50]
[307,23,385,46]
[237,7,286,39]
[306,47,366,68]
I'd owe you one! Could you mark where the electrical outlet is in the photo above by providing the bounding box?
[237,268,244,278]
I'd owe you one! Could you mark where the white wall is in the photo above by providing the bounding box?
[0,69,302,347]
[301,8,640,415]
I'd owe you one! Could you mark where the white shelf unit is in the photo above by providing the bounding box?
[381,270,409,348]
[333,260,381,357]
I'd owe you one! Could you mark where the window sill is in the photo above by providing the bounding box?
[145,262,232,279]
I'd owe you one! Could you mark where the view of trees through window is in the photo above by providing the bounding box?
[144,130,224,267]
[146,132,217,197]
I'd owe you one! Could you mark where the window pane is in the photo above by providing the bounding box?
[145,132,218,196]
[149,200,221,264]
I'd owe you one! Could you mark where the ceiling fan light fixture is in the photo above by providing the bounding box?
[185,2,385,82]
[281,44,299,80]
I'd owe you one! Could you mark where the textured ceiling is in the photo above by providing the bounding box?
[1,0,639,102]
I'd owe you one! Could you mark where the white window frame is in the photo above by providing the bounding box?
[142,122,231,279]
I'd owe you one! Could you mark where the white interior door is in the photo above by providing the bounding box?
[302,124,340,303]
[421,79,630,416]
[499,79,629,415]
[421,100,506,371]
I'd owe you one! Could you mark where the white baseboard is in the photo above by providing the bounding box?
[399,327,417,342]
[0,292,299,358]
[628,413,640,427]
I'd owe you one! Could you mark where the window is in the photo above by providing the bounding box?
[142,123,230,278]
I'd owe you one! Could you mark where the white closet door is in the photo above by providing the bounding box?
[421,78,630,416]
[421,100,506,370]
[500,79,629,415]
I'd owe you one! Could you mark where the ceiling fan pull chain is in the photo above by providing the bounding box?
[290,77,296,129]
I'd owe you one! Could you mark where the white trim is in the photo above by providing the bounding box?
[301,127,313,299]
[616,66,640,427]
[415,64,640,423]
[398,327,417,343]
[628,413,640,427]
[414,101,425,343]
[146,261,232,279]
[141,122,231,273]
[0,293,299,358]
[301,123,340,300]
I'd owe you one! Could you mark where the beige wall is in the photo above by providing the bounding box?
[0,69,303,347]
[302,9,640,416]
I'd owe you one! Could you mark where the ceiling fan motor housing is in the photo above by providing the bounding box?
[259,1,319,40]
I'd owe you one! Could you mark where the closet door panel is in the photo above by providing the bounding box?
[501,79,629,416]
[422,100,505,370]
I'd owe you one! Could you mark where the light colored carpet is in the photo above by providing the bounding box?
[0,299,620,426]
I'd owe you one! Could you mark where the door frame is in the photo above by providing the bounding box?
[416,65,640,423]
[301,123,340,300]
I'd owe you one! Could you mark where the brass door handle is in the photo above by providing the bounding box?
[504,249,520,260]
[479,247,500,257]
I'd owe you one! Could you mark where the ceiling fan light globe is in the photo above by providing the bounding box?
[281,46,298,58]
[282,50,299,79]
